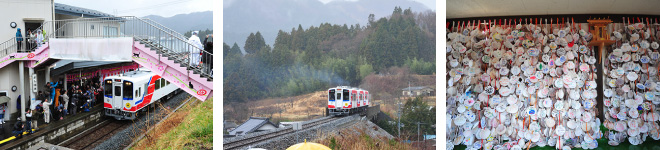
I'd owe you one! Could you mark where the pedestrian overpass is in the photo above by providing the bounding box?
[0,17,212,101]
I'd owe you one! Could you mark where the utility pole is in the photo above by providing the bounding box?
[397,101,401,139]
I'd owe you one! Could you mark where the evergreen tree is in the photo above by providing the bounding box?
[223,42,231,58]
[230,42,242,57]
[401,96,436,139]
[244,32,267,54]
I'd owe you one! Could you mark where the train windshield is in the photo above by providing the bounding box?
[328,90,335,100]
[123,81,133,99]
[343,90,349,101]
[104,80,112,97]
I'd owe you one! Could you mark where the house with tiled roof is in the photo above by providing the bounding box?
[229,117,278,136]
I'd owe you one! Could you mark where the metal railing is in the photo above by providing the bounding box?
[0,16,212,79]
[0,37,18,58]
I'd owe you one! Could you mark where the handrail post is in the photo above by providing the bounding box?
[158,30,161,64]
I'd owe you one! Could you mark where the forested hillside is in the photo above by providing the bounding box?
[223,7,435,103]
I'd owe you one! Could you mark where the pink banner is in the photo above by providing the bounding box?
[66,63,141,82]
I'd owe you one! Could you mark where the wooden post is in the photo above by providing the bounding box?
[587,19,614,121]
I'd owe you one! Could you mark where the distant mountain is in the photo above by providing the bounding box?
[223,0,431,48]
[143,11,213,34]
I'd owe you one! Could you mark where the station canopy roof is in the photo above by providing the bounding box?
[50,60,125,77]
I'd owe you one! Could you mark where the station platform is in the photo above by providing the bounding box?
[0,104,103,149]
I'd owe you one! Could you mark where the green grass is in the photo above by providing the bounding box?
[453,125,660,150]
[130,97,213,150]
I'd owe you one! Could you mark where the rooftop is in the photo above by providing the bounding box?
[229,117,277,135]
[402,86,432,91]
[55,3,114,18]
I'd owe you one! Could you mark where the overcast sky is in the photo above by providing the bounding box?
[224,0,436,10]
[55,0,213,17]
[317,0,435,10]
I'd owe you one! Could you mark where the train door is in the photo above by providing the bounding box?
[364,91,370,107]
[359,91,363,108]
[343,89,349,110]
[112,79,123,109]
[351,90,357,110]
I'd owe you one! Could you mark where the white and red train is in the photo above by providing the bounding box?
[103,68,179,120]
[327,86,369,116]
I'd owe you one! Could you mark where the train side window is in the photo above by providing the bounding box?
[161,79,166,88]
[135,89,138,98]
[155,79,161,90]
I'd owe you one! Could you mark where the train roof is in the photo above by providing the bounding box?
[104,67,154,82]
[329,86,368,92]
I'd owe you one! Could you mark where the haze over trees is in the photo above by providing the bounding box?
[223,7,435,103]
[223,0,431,48]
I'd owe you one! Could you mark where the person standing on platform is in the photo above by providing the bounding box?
[55,87,61,108]
[35,30,44,48]
[87,88,94,107]
[60,90,69,116]
[187,31,203,68]
[16,28,23,51]
[203,34,213,75]
[27,29,34,50]
[25,110,32,133]
[32,104,40,131]
[42,98,52,124]
[69,90,80,115]
[46,82,58,105]
[0,103,5,124]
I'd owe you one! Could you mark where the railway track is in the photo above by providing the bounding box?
[223,115,342,149]
[60,120,130,150]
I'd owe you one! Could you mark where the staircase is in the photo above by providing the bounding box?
[0,16,213,101]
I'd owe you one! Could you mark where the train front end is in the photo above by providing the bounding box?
[104,78,138,120]
[328,87,351,116]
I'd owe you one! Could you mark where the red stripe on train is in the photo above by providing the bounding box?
[123,75,160,112]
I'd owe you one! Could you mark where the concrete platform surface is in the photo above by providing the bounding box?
[0,104,103,147]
